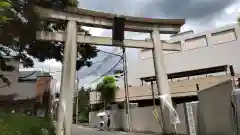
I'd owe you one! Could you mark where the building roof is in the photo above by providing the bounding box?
[18,71,50,82]
[140,65,228,82]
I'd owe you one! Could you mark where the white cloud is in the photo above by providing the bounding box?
[82,26,105,37]
[225,7,235,15]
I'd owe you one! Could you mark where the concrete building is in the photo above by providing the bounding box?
[0,58,54,115]
[135,23,240,79]
[89,23,240,133]
[90,23,240,104]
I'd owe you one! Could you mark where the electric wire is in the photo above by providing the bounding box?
[96,48,122,57]
[85,57,123,88]
[90,51,122,65]
[79,47,120,79]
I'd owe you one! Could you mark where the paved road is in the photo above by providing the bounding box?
[72,124,129,135]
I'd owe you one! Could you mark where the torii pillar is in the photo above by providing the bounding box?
[57,20,77,135]
[151,29,176,133]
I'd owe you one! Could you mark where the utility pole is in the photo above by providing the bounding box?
[76,72,79,124]
[122,47,131,132]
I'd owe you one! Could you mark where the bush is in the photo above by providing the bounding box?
[0,113,55,135]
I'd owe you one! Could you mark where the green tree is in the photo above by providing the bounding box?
[96,76,118,109]
[0,0,11,24]
[73,87,90,123]
[0,0,98,86]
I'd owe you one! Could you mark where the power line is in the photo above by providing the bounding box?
[85,57,123,88]
[96,48,122,57]
[90,51,122,65]
[79,47,118,79]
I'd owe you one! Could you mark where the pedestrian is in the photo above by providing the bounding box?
[99,116,105,131]
[107,115,111,131]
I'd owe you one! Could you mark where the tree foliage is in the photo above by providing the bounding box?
[96,76,118,109]
[0,1,11,24]
[0,0,98,85]
[73,86,90,123]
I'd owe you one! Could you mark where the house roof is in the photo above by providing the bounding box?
[18,71,50,81]
[0,71,52,102]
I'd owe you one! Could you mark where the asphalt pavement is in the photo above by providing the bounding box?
[71,124,158,135]
[71,124,129,135]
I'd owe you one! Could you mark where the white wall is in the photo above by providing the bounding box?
[89,104,199,134]
[137,38,240,78]
[128,24,240,86]
[170,30,194,41]
[197,80,234,135]
[211,29,237,45]
[183,36,207,51]
[0,82,36,100]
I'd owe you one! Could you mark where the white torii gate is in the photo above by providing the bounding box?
[35,6,185,135]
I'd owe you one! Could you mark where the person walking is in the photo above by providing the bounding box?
[107,115,111,131]
[99,116,105,131]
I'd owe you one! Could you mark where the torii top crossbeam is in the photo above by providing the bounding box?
[35,6,185,34]
[35,6,185,50]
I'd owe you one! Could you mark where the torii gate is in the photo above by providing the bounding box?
[35,6,185,135]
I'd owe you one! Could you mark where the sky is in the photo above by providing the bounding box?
[20,0,240,92]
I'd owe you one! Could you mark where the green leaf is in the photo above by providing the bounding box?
[95,76,118,109]
[0,1,11,9]
[0,0,98,87]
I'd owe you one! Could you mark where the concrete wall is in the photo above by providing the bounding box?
[89,109,125,130]
[89,104,199,134]
[0,82,36,100]
[136,24,240,80]
[184,35,208,50]
[170,30,194,41]
[197,80,234,135]
[0,59,36,100]
[90,80,236,135]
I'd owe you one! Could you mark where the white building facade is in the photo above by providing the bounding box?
[89,23,240,134]
[90,23,240,104]
[134,23,240,81]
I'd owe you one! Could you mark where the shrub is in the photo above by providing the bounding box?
[0,113,55,135]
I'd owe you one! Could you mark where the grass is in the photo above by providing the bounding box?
[0,113,55,135]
